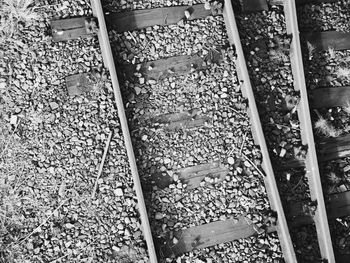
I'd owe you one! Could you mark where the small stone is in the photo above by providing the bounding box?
[87,139,93,146]
[227,157,235,165]
[49,102,59,110]
[124,228,131,236]
[139,78,145,85]
[112,245,119,251]
[172,237,178,244]
[65,223,74,229]
[155,212,163,220]
[184,10,191,19]
[10,115,18,125]
[114,188,124,196]
[164,157,171,164]
[117,223,124,230]
[286,172,291,181]
[134,86,142,95]
[0,82,6,90]
[279,148,286,157]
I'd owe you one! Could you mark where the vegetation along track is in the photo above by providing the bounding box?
[45,0,350,262]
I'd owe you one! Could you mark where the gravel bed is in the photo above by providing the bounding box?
[1,1,149,262]
[329,216,350,257]
[290,224,322,262]
[297,0,350,32]
[305,49,350,89]
[235,6,304,165]
[276,168,311,204]
[108,2,284,261]
[322,160,350,194]
[304,49,350,140]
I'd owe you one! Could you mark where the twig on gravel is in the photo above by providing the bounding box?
[240,152,265,178]
[17,198,70,246]
[228,145,265,178]
[225,105,246,117]
[239,132,247,155]
[91,131,113,199]
[128,31,138,44]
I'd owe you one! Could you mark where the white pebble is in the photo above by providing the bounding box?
[227,157,235,165]
[114,188,124,196]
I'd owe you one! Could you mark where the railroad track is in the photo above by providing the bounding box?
[51,0,350,262]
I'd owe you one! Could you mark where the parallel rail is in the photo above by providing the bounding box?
[91,1,158,262]
[284,0,335,261]
[52,0,350,262]
[223,0,297,262]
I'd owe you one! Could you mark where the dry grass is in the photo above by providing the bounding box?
[314,116,341,137]
[307,41,315,60]
[269,48,289,63]
[0,0,38,43]
[0,121,45,262]
[113,246,146,263]
[335,67,350,81]
[328,46,335,59]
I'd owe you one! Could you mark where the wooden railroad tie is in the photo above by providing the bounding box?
[242,0,343,10]
[51,17,98,42]
[105,4,213,33]
[151,161,229,189]
[131,50,222,81]
[157,190,350,258]
[289,190,350,226]
[240,0,268,12]
[157,217,276,258]
[303,31,350,52]
[310,86,350,109]
[66,73,94,96]
[148,110,211,131]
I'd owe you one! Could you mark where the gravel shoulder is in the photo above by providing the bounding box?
[1,1,149,262]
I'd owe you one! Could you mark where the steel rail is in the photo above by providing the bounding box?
[223,1,297,262]
[91,1,158,262]
[283,0,335,262]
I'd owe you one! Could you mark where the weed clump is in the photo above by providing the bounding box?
[314,116,341,138]
[0,0,38,42]
[335,66,350,81]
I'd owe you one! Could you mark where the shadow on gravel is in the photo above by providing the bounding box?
[234,1,334,261]
[296,2,350,261]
